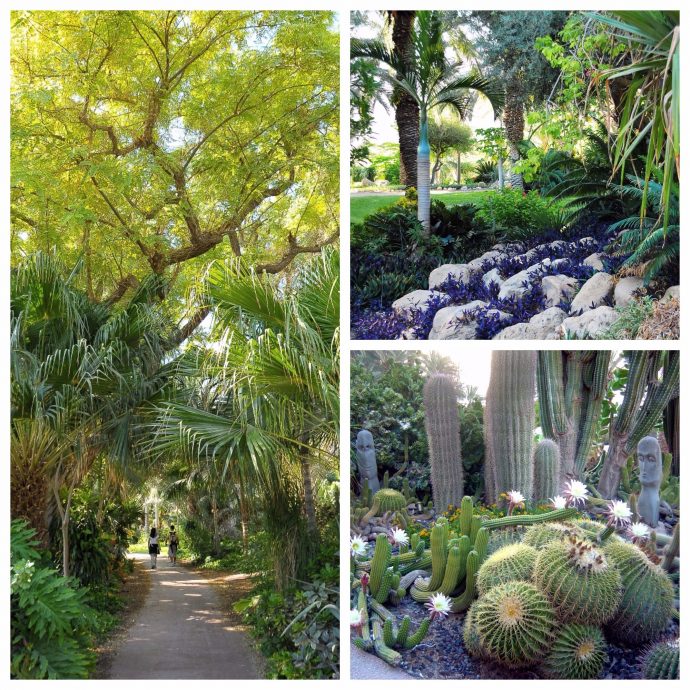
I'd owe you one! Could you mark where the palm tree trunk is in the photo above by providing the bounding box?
[497,155,505,189]
[456,151,462,184]
[417,115,431,232]
[300,447,317,535]
[391,11,418,188]
[504,80,524,190]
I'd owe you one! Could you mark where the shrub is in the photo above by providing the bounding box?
[475,189,558,239]
[11,520,97,679]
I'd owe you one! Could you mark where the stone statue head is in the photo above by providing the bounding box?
[355,429,379,490]
[637,435,663,488]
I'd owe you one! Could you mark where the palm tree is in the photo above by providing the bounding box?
[352,11,503,231]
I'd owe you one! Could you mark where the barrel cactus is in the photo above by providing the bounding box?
[374,488,407,514]
[604,540,675,645]
[523,522,578,549]
[534,537,622,626]
[474,580,555,668]
[533,439,560,502]
[424,374,464,511]
[542,624,608,679]
[641,639,680,680]
[477,543,538,596]
[462,601,485,659]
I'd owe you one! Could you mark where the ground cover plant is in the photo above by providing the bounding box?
[350,350,680,680]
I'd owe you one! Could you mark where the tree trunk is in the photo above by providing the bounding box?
[300,447,317,535]
[239,491,250,553]
[598,432,629,499]
[391,11,418,188]
[504,80,524,190]
[456,151,462,184]
[431,154,442,185]
[417,116,431,232]
[211,494,220,555]
[497,155,505,189]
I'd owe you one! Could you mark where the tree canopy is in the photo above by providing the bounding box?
[11,10,339,320]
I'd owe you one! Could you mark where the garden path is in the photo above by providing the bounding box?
[108,553,262,679]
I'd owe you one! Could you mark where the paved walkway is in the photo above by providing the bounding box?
[108,553,262,679]
[350,643,411,680]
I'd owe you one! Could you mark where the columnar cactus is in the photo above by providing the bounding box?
[542,624,608,680]
[598,350,679,498]
[533,537,622,626]
[533,439,560,502]
[641,639,680,680]
[484,351,537,500]
[604,540,675,645]
[382,615,431,650]
[477,543,538,596]
[537,351,611,483]
[423,374,464,511]
[474,580,555,668]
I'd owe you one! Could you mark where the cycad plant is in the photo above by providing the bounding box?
[352,11,503,231]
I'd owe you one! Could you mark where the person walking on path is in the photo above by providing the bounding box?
[168,525,179,564]
[148,527,160,569]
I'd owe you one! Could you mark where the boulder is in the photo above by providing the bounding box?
[541,274,579,309]
[467,250,503,273]
[429,264,472,290]
[392,289,445,316]
[560,306,618,339]
[493,307,567,340]
[614,276,645,308]
[583,253,605,271]
[482,267,504,289]
[569,273,614,314]
[428,300,487,340]
[662,285,680,302]
[498,268,533,301]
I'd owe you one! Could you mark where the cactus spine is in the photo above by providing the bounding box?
[641,640,680,680]
[598,350,679,498]
[477,543,538,595]
[537,351,611,484]
[424,374,464,511]
[533,439,560,502]
[542,624,607,679]
[484,351,537,500]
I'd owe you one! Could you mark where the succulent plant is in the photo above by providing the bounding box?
[604,540,675,646]
[534,537,622,626]
[424,374,464,510]
[533,439,561,502]
[383,615,431,650]
[374,488,407,514]
[477,543,538,596]
[474,580,555,668]
[462,601,485,659]
[641,639,680,680]
[542,624,608,680]
[486,527,525,556]
[523,522,579,549]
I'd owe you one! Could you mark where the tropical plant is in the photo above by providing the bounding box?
[352,11,503,231]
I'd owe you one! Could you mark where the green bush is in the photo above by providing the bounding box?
[475,189,557,238]
[11,520,97,679]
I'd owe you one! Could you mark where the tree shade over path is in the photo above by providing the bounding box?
[108,553,262,679]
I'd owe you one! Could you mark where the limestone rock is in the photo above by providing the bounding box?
[467,250,503,273]
[561,306,618,339]
[429,264,471,290]
[583,253,605,271]
[569,273,614,314]
[392,289,445,316]
[541,274,579,309]
[614,276,645,308]
[493,307,567,340]
[428,301,487,340]
[498,269,533,301]
[662,285,680,302]
[482,267,504,289]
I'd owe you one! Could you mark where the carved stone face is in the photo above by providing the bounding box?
[637,436,663,487]
[356,430,377,478]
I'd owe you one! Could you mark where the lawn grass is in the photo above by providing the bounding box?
[350,190,489,225]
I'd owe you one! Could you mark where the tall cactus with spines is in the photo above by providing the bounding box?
[423,374,464,511]
[382,615,431,650]
[598,350,680,498]
[661,522,679,572]
[537,351,611,484]
[533,439,560,502]
[484,351,537,500]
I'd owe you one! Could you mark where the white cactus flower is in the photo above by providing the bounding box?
[350,608,363,627]
[390,528,409,547]
[350,535,367,557]
[550,495,567,510]
[563,479,589,508]
[425,592,452,621]
[628,522,650,541]
[606,500,633,528]
[507,490,525,506]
